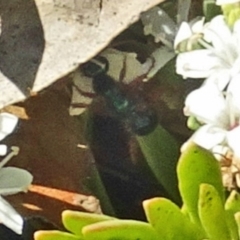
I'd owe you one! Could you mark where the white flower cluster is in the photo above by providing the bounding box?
[0,113,33,234]
[175,15,240,169]
[216,0,240,5]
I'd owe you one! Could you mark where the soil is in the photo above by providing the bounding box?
[2,81,93,226]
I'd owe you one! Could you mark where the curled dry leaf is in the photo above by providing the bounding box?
[73,195,103,214]
[0,0,165,110]
[69,48,152,116]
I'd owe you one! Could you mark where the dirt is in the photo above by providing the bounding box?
[3,82,94,225]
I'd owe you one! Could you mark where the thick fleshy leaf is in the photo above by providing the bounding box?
[234,212,240,234]
[62,210,115,236]
[198,183,231,240]
[225,190,240,213]
[143,197,205,240]
[34,230,83,240]
[225,210,240,240]
[82,219,158,240]
[177,143,224,224]
[0,196,23,234]
[0,167,33,195]
[0,113,18,141]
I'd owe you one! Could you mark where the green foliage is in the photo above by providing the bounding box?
[143,197,205,240]
[177,143,224,225]
[203,0,222,22]
[62,211,115,236]
[81,220,158,240]
[34,230,83,240]
[198,184,231,240]
[136,125,181,204]
[187,116,202,131]
[34,144,240,240]
[221,3,240,28]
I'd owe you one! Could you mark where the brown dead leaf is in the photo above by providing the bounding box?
[0,0,165,109]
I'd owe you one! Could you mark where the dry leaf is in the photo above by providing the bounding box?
[0,0,165,110]
[69,48,152,115]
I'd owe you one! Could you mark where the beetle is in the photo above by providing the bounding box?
[69,48,157,136]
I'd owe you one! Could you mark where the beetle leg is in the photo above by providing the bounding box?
[119,56,127,83]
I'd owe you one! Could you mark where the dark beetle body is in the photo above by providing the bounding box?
[81,56,158,136]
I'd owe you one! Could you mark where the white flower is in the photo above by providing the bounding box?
[0,196,24,235]
[184,84,240,161]
[0,113,18,156]
[216,0,240,5]
[0,147,33,234]
[184,84,229,127]
[174,17,205,49]
[176,15,240,91]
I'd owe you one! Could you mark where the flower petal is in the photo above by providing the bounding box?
[204,69,231,90]
[174,22,192,48]
[0,113,18,141]
[184,85,229,127]
[0,167,33,195]
[227,74,240,113]
[204,16,235,52]
[233,19,240,53]
[191,124,226,150]
[176,49,222,78]
[0,196,23,234]
[227,126,240,159]
[216,0,240,5]
[191,17,205,33]
[0,145,7,156]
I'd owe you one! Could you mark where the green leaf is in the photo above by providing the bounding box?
[84,160,115,216]
[225,210,240,240]
[228,8,240,28]
[136,125,181,204]
[143,197,206,240]
[225,190,240,214]
[82,219,158,240]
[34,230,83,240]
[221,3,240,28]
[224,190,240,239]
[198,184,231,240]
[234,212,240,236]
[187,116,202,131]
[177,143,224,224]
[62,210,115,236]
[203,0,222,22]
